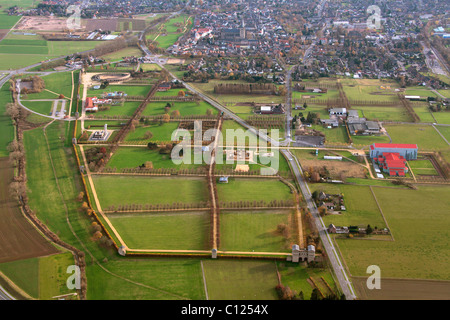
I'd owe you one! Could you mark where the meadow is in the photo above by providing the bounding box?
[92,175,209,207]
[142,100,217,116]
[124,121,180,143]
[107,212,209,250]
[336,185,450,280]
[106,146,203,171]
[219,210,293,253]
[308,184,387,229]
[216,178,294,203]
[201,259,279,300]
[385,124,449,151]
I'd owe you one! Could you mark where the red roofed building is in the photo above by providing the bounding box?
[84,97,98,112]
[374,152,408,176]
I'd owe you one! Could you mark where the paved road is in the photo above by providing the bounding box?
[0,285,15,300]
[281,149,357,300]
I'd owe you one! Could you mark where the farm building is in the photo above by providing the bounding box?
[84,97,98,112]
[329,107,347,116]
[373,152,409,176]
[369,143,418,160]
[259,104,285,114]
[157,82,172,91]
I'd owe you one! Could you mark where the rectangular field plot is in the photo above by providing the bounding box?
[106,147,204,171]
[92,175,208,208]
[107,212,209,250]
[21,100,53,115]
[355,106,411,122]
[124,122,180,143]
[385,124,449,151]
[216,178,294,203]
[202,259,279,300]
[88,84,152,97]
[309,184,387,229]
[219,210,293,253]
[336,186,450,280]
[142,100,217,116]
[94,101,141,117]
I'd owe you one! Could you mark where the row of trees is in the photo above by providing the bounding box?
[104,202,210,212]
[214,83,278,95]
[218,199,295,209]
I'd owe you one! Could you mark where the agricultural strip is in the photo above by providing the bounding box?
[0,157,59,264]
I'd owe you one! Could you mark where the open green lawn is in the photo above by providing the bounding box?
[106,147,203,171]
[92,176,208,208]
[219,210,293,253]
[356,106,412,122]
[202,259,279,300]
[341,80,400,102]
[434,126,450,142]
[22,71,74,100]
[94,101,141,117]
[107,212,209,250]
[385,124,449,151]
[351,134,391,147]
[143,100,217,116]
[86,258,206,300]
[292,89,340,100]
[311,124,349,145]
[336,185,450,280]
[0,13,20,29]
[432,111,450,125]
[100,47,143,62]
[217,178,294,203]
[124,122,180,143]
[21,100,54,115]
[0,41,101,69]
[412,104,436,123]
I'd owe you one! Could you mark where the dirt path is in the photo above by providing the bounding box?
[78,145,127,248]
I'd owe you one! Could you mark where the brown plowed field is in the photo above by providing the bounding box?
[0,158,58,263]
[352,277,450,300]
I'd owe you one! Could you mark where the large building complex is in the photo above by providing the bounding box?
[370,143,419,177]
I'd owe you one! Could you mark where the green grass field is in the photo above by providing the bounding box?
[143,100,217,116]
[219,210,293,253]
[356,106,412,122]
[21,100,54,115]
[217,178,294,203]
[85,258,206,300]
[0,13,20,29]
[336,185,450,280]
[124,122,180,143]
[202,259,279,300]
[106,147,203,171]
[22,72,73,100]
[0,41,102,69]
[311,124,349,145]
[94,101,141,117]
[107,212,209,250]
[308,184,387,229]
[92,175,208,208]
[385,124,449,151]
